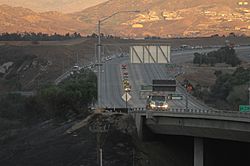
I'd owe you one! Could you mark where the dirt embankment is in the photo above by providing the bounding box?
[0,38,97,92]
[0,112,137,166]
[0,110,196,166]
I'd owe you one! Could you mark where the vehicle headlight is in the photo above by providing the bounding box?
[150,103,156,108]
[163,104,168,108]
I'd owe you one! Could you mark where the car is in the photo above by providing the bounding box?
[119,53,124,57]
[72,65,80,71]
[105,56,112,61]
[123,80,129,86]
[71,65,80,74]
[123,72,128,76]
[121,64,127,69]
[124,84,131,92]
[146,95,169,110]
[123,75,129,79]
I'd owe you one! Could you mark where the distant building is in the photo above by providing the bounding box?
[238,1,248,6]
[132,24,144,28]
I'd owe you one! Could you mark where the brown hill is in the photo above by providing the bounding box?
[1,0,250,37]
[0,0,108,13]
[0,5,90,34]
[0,38,98,92]
[73,0,250,37]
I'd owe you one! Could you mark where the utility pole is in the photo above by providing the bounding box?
[199,54,202,66]
[185,84,189,111]
[62,59,65,74]
[89,118,109,166]
[100,148,103,166]
[76,52,79,66]
[125,91,128,109]
[248,81,250,105]
[96,10,140,108]
[132,148,135,166]
[185,90,188,111]
[97,20,101,107]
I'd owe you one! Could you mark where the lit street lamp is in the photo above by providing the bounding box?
[97,10,140,107]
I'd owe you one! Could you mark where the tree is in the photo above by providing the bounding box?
[39,69,97,118]
[193,46,241,67]
[210,67,250,110]
[214,70,222,77]
[0,32,83,41]
[227,85,248,111]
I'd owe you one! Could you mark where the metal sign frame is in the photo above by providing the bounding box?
[130,44,171,64]
[94,43,171,64]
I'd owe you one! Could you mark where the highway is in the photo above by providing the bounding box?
[97,46,250,110]
[99,60,213,109]
[172,46,250,64]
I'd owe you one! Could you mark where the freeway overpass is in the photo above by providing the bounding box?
[99,58,211,109]
[95,45,250,166]
[130,108,250,166]
[98,45,250,109]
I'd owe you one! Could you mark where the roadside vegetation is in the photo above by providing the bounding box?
[181,47,249,111]
[193,46,241,67]
[0,69,97,128]
[187,67,250,110]
[0,32,82,41]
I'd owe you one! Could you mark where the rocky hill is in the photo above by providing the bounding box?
[0,5,90,34]
[0,0,250,37]
[74,0,250,37]
[0,0,108,13]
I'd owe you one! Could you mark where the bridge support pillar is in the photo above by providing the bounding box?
[134,113,143,139]
[194,137,203,166]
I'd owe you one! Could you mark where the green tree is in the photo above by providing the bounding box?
[227,85,248,111]
[193,46,241,66]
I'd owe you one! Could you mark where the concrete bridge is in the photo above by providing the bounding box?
[130,108,250,166]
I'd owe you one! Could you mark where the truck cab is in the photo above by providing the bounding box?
[146,95,169,110]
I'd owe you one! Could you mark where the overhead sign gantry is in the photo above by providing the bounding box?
[130,44,171,64]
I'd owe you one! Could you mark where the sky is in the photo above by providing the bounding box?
[0,0,108,13]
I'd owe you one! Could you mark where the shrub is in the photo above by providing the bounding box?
[193,46,241,66]
[0,69,97,123]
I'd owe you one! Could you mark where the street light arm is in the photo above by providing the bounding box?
[96,9,140,107]
[99,10,140,23]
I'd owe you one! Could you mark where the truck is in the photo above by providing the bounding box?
[146,95,169,110]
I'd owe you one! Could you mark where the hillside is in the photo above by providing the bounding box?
[0,0,250,37]
[0,0,108,13]
[73,0,250,37]
[0,5,90,34]
[0,38,96,92]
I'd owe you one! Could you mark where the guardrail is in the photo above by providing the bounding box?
[128,107,250,119]
[101,107,129,113]
[1,91,35,97]
[100,107,250,119]
[54,64,91,85]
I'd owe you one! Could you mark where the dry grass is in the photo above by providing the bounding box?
[178,63,237,87]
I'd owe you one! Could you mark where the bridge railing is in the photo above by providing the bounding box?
[128,108,250,119]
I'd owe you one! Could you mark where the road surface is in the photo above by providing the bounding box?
[97,46,250,109]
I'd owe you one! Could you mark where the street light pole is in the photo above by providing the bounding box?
[248,82,250,105]
[100,148,103,166]
[97,20,101,107]
[185,90,188,110]
[125,91,128,109]
[97,10,140,108]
